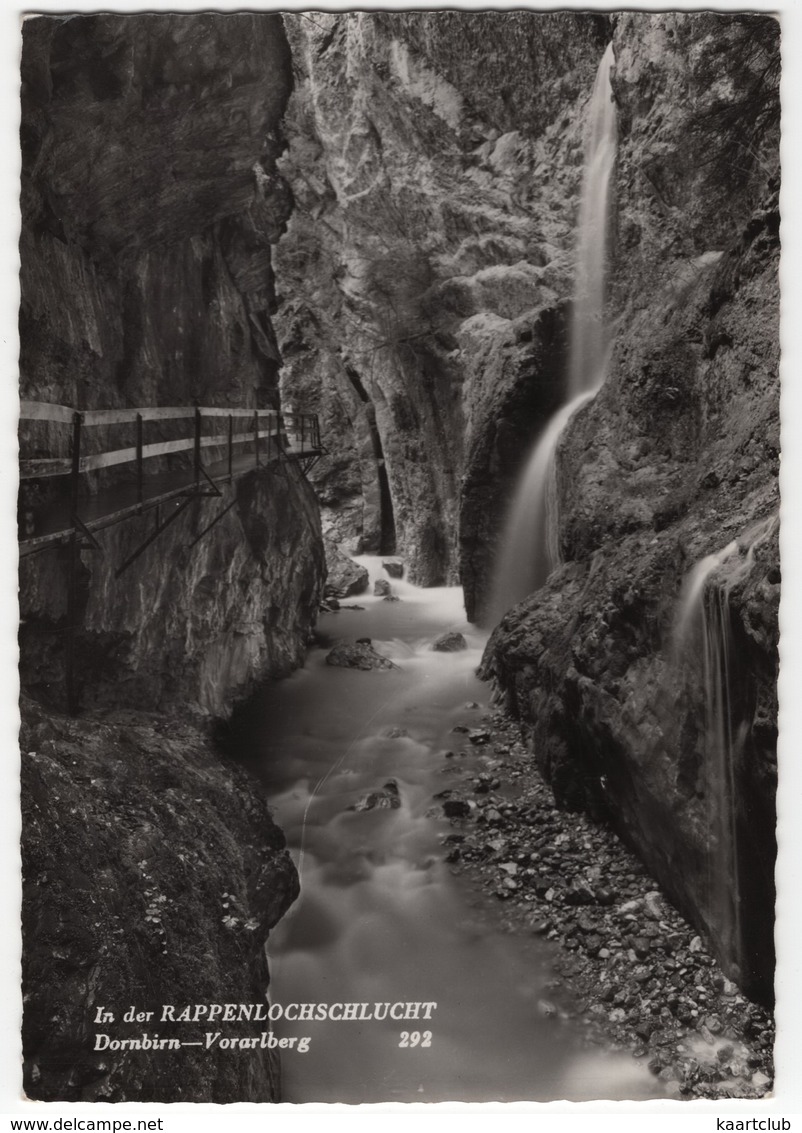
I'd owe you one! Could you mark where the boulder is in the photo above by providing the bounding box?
[323,537,369,599]
[382,559,404,578]
[432,631,467,653]
[349,780,401,812]
[373,579,392,597]
[325,642,398,671]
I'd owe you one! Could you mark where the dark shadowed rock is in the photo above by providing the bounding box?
[325,642,398,671]
[382,559,405,578]
[432,631,467,653]
[21,699,297,1103]
[373,579,392,597]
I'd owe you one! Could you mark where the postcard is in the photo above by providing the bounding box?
[13,5,793,1119]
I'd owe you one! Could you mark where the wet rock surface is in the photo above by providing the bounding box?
[325,640,399,671]
[349,780,402,812]
[432,631,468,653]
[436,707,775,1100]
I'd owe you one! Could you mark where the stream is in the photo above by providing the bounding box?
[241,558,668,1102]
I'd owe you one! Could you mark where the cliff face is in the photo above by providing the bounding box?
[481,13,780,1002]
[274,12,607,583]
[20,462,323,717]
[21,13,293,409]
[273,12,780,1001]
[19,14,326,1102]
[20,11,325,718]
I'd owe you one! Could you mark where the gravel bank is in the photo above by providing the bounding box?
[434,706,774,1100]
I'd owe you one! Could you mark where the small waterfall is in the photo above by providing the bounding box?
[487,44,617,627]
[488,391,595,625]
[674,542,739,646]
[673,516,777,979]
[674,539,743,975]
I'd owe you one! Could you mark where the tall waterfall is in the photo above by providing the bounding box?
[487,44,617,627]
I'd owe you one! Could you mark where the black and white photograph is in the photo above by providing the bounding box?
[13,4,790,1114]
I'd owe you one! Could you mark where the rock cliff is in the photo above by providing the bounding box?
[274,12,607,583]
[21,13,293,409]
[20,13,326,713]
[272,12,780,1002]
[19,13,325,1102]
[480,14,780,1003]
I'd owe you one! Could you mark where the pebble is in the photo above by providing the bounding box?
[435,706,775,1100]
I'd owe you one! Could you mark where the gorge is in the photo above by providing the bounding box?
[18,11,780,1105]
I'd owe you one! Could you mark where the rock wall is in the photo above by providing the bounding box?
[19,14,327,1102]
[20,11,326,717]
[481,14,780,1003]
[20,461,324,718]
[21,13,293,409]
[274,12,607,585]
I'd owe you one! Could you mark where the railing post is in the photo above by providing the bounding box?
[65,533,79,715]
[136,413,143,507]
[70,411,82,521]
[194,407,202,486]
[253,410,260,468]
[228,414,233,480]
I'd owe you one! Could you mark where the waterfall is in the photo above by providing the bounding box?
[674,539,743,975]
[487,44,617,627]
[673,516,777,979]
[567,43,618,402]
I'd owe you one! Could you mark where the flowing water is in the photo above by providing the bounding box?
[243,559,669,1102]
[673,516,777,979]
[487,390,595,626]
[566,42,618,403]
[487,43,617,626]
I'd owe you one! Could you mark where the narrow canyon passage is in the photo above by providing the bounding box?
[240,561,669,1102]
[16,9,780,1107]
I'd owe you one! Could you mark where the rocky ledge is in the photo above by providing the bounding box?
[21,697,298,1103]
[435,708,774,1100]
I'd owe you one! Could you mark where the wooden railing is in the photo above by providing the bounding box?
[20,401,321,482]
[19,400,324,554]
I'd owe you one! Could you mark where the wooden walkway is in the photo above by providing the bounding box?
[19,400,325,559]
